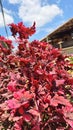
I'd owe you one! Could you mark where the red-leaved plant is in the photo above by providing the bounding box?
[0,22,73,130]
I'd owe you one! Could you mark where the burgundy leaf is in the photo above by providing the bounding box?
[55,79,65,86]
[7,99,20,109]
[65,119,73,128]
[50,94,71,107]
[28,109,40,116]
[23,113,32,122]
[7,81,17,92]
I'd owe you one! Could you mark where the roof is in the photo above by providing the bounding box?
[41,18,73,41]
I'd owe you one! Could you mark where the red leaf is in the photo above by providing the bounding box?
[18,106,24,115]
[24,91,33,100]
[28,109,40,116]
[51,48,60,58]
[13,89,25,100]
[55,79,65,86]
[22,101,30,108]
[23,113,32,122]
[20,58,31,64]
[14,122,22,130]
[36,69,43,75]
[50,94,71,107]
[7,81,16,92]
[65,119,73,128]
[13,116,22,121]
[68,78,73,85]
[7,99,20,109]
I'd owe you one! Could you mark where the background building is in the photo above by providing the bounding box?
[41,18,73,54]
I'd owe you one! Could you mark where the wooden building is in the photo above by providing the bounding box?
[41,18,73,54]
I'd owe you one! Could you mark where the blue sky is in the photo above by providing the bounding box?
[0,0,73,41]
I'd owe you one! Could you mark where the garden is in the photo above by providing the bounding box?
[0,22,73,130]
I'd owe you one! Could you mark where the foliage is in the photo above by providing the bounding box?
[0,22,73,130]
[66,56,73,77]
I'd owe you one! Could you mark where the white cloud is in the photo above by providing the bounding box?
[8,0,63,28]
[0,8,14,27]
[19,0,63,27]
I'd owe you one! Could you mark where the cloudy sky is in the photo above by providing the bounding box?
[0,0,73,41]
